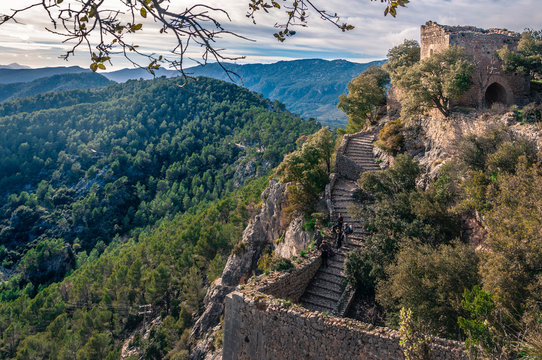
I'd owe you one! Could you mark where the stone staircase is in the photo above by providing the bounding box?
[300,131,381,314]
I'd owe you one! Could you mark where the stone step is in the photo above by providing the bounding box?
[349,140,374,145]
[300,297,334,313]
[332,199,357,205]
[313,269,346,286]
[300,293,338,310]
[347,158,378,163]
[346,155,375,160]
[331,190,357,197]
[320,265,346,278]
[312,272,346,288]
[304,287,342,303]
[327,259,346,271]
[347,147,374,152]
[310,278,345,294]
[333,187,359,193]
[345,147,374,152]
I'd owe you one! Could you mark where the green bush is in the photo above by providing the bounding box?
[302,218,316,232]
[377,240,479,338]
[257,252,294,272]
[375,119,404,154]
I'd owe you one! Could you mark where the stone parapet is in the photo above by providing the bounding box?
[223,251,468,360]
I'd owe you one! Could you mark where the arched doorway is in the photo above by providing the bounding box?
[485,82,508,107]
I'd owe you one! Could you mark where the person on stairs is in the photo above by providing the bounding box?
[336,213,344,230]
[320,239,333,268]
[335,227,344,249]
[343,223,353,245]
[314,230,323,250]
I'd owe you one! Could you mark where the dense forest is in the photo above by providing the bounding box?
[0,76,319,305]
[346,130,542,357]
[0,175,270,359]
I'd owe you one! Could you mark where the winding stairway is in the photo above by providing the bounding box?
[300,131,381,314]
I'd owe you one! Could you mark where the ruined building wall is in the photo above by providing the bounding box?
[420,21,530,108]
[223,253,468,360]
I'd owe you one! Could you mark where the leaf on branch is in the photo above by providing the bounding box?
[140,8,147,18]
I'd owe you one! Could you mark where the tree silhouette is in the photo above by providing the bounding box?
[0,0,409,77]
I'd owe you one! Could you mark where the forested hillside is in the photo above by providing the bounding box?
[103,59,386,127]
[0,176,270,360]
[0,76,319,303]
[0,73,112,103]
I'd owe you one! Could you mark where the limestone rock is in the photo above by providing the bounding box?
[190,180,288,358]
[274,214,313,259]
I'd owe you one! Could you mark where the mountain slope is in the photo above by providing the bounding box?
[103,59,386,126]
[0,76,319,297]
[0,65,88,84]
[0,72,112,102]
[0,63,31,70]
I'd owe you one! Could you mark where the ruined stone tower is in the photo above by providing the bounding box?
[420,21,530,108]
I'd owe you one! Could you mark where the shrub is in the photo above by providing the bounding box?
[345,249,377,291]
[302,218,316,232]
[257,252,294,272]
[377,240,479,338]
[375,119,404,154]
[231,241,247,256]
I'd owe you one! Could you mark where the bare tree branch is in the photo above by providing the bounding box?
[0,0,407,78]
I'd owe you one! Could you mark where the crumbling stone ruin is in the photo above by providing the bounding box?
[421,21,530,108]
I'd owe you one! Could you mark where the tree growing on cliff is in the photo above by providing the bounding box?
[394,46,475,118]
[275,127,334,214]
[383,39,421,81]
[337,66,390,132]
[497,29,542,80]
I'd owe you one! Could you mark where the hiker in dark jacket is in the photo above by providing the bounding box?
[336,213,344,230]
[320,239,333,268]
[314,230,323,249]
[335,227,344,249]
[343,223,353,244]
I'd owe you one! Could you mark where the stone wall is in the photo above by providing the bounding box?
[335,133,362,180]
[223,253,468,360]
[257,252,322,302]
[420,21,530,108]
[223,276,467,360]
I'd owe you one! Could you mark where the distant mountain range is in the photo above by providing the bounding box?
[100,59,386,126]
[0,72,112,102]
[0,59,386,126]
[0,63,31,69]
[0,65,90,84]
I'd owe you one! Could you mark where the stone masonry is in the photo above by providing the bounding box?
[221,130,468,359]
[222,252,467,360]
[300,131,381,315]
[421,21,530,108]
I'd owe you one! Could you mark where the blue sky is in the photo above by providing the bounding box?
[0,0,541,69]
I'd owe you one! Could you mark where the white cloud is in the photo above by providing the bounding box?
[0,0,541,69]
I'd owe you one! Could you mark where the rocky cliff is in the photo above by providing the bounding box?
[190,179,314,359]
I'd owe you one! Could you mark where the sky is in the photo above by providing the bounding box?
[0,0,541,70]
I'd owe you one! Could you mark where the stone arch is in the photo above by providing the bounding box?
[485,82,508,107]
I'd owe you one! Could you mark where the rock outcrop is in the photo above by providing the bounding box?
[190,180,291,359]
[274,214,313,259]
[408,111,542,184]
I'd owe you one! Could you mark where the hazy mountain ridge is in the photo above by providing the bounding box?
[0,72,112,103]
[0,63,31,70]
[101,59,386,126]
[185,59,387,126]
[0,59,384,126]
[0,65,89,84]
